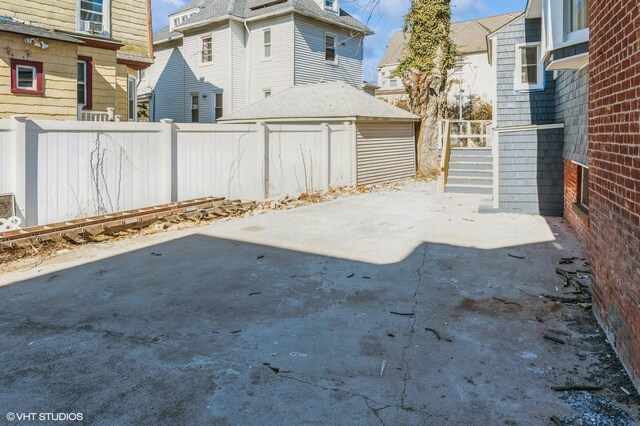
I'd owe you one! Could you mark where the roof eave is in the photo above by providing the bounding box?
[154,34,184,46]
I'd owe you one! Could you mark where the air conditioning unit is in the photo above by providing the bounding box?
[82,20,103,34]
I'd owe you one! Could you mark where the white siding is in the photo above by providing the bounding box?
[0,122,14,195]
[183,23,231,123]
[294,16,363,89]
[142,41,187,122]
[230,20,248,112]
[356,122,416,185]
[247,15,294,104]
[448,52,496,106]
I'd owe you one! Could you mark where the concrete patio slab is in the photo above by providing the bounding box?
[0,181,638,425]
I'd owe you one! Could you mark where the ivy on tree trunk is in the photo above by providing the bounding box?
[395,0,457,175]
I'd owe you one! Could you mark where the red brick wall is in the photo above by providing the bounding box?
[588,0,640,390]
[563,160,590,242]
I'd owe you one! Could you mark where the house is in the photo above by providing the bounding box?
[485,0,640,391]
[376,12,520,111]
[0,0,153,121]
[138,0,372,123]
[219,81,419,187]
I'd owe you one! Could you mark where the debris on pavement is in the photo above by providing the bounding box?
[543,334,567,345]
[508,253,526,259]
[552,385,604,392]
[389,311,415,317]
[380,360,387,377]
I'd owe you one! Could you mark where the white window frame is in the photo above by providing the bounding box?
[214,92,223,123]
[127,75,137,122]
[77,0,111,36]
[77,61,87,106]
[201,35,213,63]
[514,42,544,91]
[563,0,589,41]
[16,65,36,90]
[389,78,398,88]
[325,32,337,64]
[263,89,272,98]
[169,8,199,31]
[263,29,272,60]
[190,93,199,123]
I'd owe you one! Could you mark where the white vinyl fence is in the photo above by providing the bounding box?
[0,116,354,227]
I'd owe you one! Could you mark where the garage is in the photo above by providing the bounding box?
[219,82,419,187]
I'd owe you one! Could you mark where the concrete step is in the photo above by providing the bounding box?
[449,155,493,163]
[446,176,493,186]
[448,169,493,178]
[448,162,493,171]
[445,184,493,195]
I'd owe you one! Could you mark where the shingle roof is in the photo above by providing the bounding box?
[219,82,419,122]
[0,17,83,44]
[377,12,522,68]
[154,0,371,43]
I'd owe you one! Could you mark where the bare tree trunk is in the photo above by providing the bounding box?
[404,49,446,175]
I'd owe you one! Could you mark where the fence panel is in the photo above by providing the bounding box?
[0,122,14,196]
[175,123,262,202]
[30,121,167,225]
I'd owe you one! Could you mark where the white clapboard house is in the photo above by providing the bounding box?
[139,0,372,123]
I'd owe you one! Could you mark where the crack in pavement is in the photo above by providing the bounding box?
[400,246,428,408]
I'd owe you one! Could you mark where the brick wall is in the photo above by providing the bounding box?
[563,160,589,242]
[588,0,640,390]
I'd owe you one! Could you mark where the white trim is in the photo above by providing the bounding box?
[514,42,544,91]
[201,34,213,64]
[493,123,564,133]
[571,159,589,168]
[77,60,87,106]
[546,52,589,71]
[15,65,36,90]
[77,0,111,37]
[127,75,138,122]
[325,32,337,64]
[262,28,272,60]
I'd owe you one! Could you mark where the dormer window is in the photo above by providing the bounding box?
[77,0,111,36]
[324,0,338,12]
[169,8,199,31]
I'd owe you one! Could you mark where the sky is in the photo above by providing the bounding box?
[150,0,527,82]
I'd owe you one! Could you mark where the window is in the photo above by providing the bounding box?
[191,94,199,123]
[263,30,272,59]
[389,79,398,88]
[202,36,212,63]
[325,0,336,10]
[514,43,543,91]
[139,69,146,80]
[10,59,43,95]
[77,56,92,109]
[127,76,137,121]
[78,0,110,35]
[170,10,198,31]
[564,0,589,34]
[215,93,223,121]
[325,34,336,63]
[264,90,272,98]
[578,166,589,208]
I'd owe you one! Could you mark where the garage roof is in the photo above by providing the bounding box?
[219,82,420,123]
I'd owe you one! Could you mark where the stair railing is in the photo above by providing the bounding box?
[440,119,452,192]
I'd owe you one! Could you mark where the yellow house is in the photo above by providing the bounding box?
[0,0,153,120]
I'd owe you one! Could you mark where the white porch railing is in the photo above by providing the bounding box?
[77,106,120,122]
[438,120,492,149]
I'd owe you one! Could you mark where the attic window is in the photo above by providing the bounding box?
[77,0,111,36]
[170,8,199,31]
[250,0,287,11]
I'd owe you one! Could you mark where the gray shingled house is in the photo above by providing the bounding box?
[485,0,589,217]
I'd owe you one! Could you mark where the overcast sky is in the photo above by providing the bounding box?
[150,0,527,82]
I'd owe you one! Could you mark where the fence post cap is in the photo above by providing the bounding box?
[160,118,174,124]
[11,115,28,122]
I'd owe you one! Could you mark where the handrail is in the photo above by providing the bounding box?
[440,119,452,192]
[439,119,492,149]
